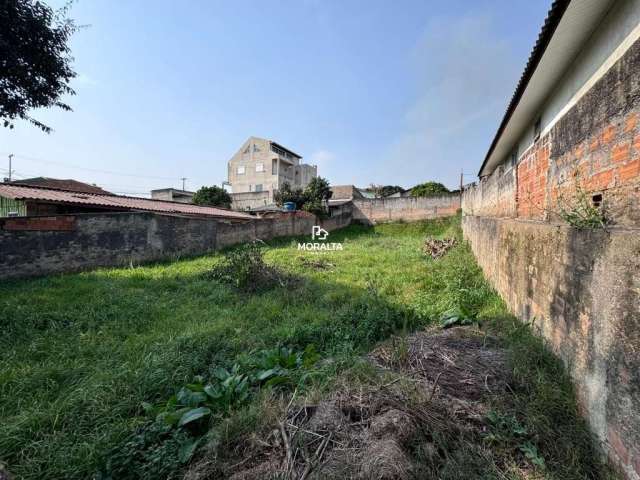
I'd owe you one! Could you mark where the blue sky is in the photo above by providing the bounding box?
[0,0,551,195]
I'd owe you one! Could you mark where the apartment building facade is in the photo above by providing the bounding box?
[227,137,317,198]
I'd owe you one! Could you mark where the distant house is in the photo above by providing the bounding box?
[0,181,252,221]
[227,137,317,210]
[150,188,194,204]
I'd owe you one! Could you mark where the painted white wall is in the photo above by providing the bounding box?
[508,0,640,163]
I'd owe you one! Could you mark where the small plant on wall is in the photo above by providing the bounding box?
[555,171,607,229]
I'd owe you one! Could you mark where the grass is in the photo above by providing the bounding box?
[0,216,615,479]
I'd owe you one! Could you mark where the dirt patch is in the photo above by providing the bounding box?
[370,327,510,402]
[189,327,512,479]
[423,237,457,259]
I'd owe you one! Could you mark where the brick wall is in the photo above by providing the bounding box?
[352,195,460,225]
[462,36,640,480]
[462,166,516,218]
[464,36,640,227]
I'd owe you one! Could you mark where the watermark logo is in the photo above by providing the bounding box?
[298,225,343,251]
[312,225,329,240]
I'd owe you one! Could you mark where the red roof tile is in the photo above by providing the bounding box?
[10,177,113,195]
[0,184,253,221]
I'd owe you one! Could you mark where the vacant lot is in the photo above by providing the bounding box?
[0,217,615,479]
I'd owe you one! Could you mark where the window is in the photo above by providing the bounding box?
[255,184,263,192]
[534,116,542,141]
[255,162,265,172]
[237,166,245,175]
[272,159,277,175]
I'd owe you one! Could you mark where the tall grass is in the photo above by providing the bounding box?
[0,216,614,479]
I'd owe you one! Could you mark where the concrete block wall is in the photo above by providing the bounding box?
[0,212,218,279]
[352,195,460,225]
[0,210,354,281]
[463,216,640,479]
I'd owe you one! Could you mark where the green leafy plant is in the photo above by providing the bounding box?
[154,367,250,428]
[557,184,607,229]
[484,410,546,470]
[251,345,320,387]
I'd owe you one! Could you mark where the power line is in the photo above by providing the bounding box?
[0,151,181,181]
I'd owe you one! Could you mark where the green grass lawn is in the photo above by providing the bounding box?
[0,217,613,479]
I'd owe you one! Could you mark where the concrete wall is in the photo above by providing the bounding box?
[0,210,341,280]
[463,216,640,479]
[230,191,272,211]
[352,195,460,225]
[462,31,640,480]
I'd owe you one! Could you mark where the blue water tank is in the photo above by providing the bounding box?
[283,202,296,212]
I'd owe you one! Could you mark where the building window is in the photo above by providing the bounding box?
[534,116,542,141]
[237,166,245,175]
[255,162,264,172]
[272,159,277,175]
[255,184,263,192]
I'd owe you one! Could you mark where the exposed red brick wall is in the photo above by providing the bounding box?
[2,216,76,231]
[517,137,550,219]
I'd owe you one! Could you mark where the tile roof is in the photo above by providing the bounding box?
[0,184,254,221]
[10,177,113,195]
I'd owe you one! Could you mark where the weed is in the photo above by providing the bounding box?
[557,183,607,229]
[204,241,296,292]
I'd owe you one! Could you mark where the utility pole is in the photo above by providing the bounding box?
[459,169,463,192]
[8,154,14,182]
[181,177,187,191]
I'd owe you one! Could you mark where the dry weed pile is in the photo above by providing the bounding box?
[422,237,457,259]
[199,327,513,480]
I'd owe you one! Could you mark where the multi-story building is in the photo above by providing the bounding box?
[228,137,317,197]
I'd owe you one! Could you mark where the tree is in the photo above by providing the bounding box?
[379,185,403,197]
[302,176,333,216]
[410,182,450,197]
[274,177,333,216]
[1,0,77,133]
[192,186,232,209]
[274,182,306,209]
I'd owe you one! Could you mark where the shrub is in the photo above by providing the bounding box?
[204,242,296,292]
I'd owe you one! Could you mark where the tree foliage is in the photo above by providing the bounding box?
[274,176,333,216]
[1,0,77,133]
[380,185,404,197]
[273,182,306,209]
[410,182,450,197]
[192,186,232,209]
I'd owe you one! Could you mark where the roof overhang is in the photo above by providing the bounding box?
[479,0,616,177]
[270,141,302,159]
